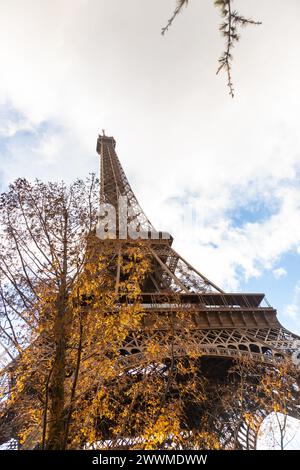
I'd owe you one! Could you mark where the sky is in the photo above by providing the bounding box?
[1,0,300,336]
[0,0,300,449]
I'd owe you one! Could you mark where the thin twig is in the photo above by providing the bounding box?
[161,0,189,35]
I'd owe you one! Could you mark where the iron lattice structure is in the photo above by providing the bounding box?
[95,133,300,450]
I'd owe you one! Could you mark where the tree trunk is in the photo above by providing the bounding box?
[46,210,69,450]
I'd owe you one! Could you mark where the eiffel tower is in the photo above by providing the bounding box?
[96,132,300,450]
[0,133,299,451]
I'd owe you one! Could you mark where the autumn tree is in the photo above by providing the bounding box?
[0,176,101,448]
[0,177,216,449]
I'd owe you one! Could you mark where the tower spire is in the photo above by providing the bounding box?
[96,133,154,232]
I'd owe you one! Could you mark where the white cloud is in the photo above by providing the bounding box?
[31,132,63,165]
[1,0,300,294]
[284,281,300,321]
[273,267,287,279]
[166,186,300,290]
[0,104,34,138]
[0,118,32,138]
[285,304,299,320]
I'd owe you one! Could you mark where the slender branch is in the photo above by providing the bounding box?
[161,0,189,35]
[162,0,261,97]
[215,0,261,97]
